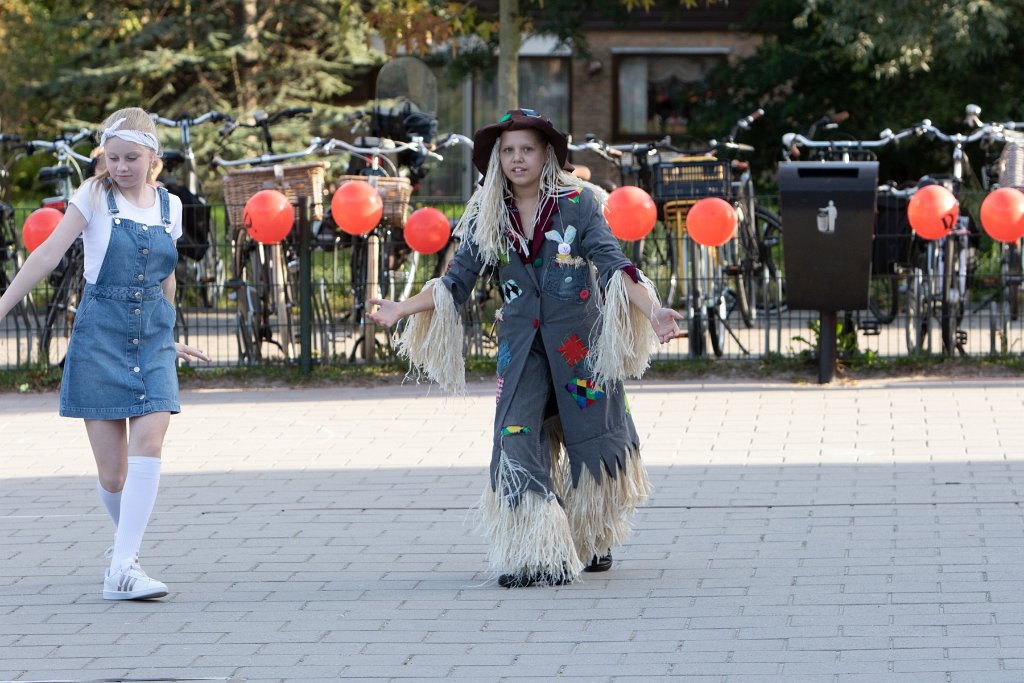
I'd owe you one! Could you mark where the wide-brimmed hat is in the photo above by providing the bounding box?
[472,108,573,175]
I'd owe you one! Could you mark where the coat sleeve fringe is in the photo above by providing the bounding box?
[393,279,466,395]
[588,269,660,389]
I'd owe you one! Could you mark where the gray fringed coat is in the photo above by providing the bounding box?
[440,188,641,490]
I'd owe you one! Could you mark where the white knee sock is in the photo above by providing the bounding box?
[109,456,161,572]
[96,481,121,527]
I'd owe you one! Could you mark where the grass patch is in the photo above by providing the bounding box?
[4,354,1024,395]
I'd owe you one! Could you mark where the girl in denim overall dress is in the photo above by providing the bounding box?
[0,107,209,600]
[368,109,683,588]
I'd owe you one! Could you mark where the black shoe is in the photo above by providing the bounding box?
[498,571,538,588]
[583,553,613,573]
[498,567,574,588]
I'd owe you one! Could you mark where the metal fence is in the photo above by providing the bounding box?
[3,192,1023,370]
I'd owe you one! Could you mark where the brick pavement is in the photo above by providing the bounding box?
[2,376,1024,682]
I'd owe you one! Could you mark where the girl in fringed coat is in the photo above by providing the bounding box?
[369,109,682,588]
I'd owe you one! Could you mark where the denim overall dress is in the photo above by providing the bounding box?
[59,184,180,419]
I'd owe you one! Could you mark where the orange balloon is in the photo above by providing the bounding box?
[22,207,63,252]
[907,184,959,240]
[332,180,384,236]
[604,186,657,241]
[980,187,1024,243]
[404,207,451,254]
[243,189,293,244]
[687,197,737,247]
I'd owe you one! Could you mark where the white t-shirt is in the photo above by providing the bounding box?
[70,179,184,284]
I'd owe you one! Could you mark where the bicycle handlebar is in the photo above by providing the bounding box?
[25,128,94,163]
[211,134,442,170]
[151,110,233,129]
[210,139,324,168]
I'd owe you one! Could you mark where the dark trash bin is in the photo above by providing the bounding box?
[779,161,879,310]
[779,161,879,382]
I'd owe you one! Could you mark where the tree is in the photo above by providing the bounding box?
[692,0,1024,188]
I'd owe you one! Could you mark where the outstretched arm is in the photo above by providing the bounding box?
[0,205,87,320]
[622,276,684,344]
[367,284,438,328]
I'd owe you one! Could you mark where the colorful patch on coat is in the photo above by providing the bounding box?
[501,425,532,436]
[566,190,581,203]
[565,377,605,410]
[558,333,589,367]
[497,340,512,375]
[501,280,523,302]
[624,391,631,414]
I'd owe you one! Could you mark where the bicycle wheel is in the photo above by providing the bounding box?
[685,236,707,358]
[867,273,899,324]
[732,201,759,327]
[904,266,931,355]
[39,247,84,366]
[753,206,784,313]
[230,230,266,363]
[939,237,961,356]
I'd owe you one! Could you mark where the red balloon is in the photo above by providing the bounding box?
[907,184,959,241]
[687,197,737,247]
[243,189,293,244]
[604,186,657,241]
[22,207,63,252]
[980,187,1024,243]
[404,207,451,254]
[331,180,384,236]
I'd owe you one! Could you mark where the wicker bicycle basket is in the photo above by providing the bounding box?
[998,138,1024,189]
[653,156,731,202]
[335,175,413,226]
[222,161,329,231]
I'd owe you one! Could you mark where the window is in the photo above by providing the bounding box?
[615,51,727,138]
[473,57,570,133]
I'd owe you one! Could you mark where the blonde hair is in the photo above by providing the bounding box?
[456,129,584,265]
[91,107,161,195]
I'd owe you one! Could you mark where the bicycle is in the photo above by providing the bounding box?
[151,109,234,309]
[212,113,324,365]
[900,119,989,356]
[317,134,441,361]
[16,128,94,364]
[965,106,1024,354]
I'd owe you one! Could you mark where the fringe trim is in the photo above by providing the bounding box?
[588,269,661,388]
[393,279,466,395]
[477,451,584,584]
[562,448,652,562]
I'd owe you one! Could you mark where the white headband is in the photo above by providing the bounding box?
[99,117,160,154]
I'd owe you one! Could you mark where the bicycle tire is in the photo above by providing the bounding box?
[867,274,899,324]
[904,267,930,355]
[732,201,759,327]
[707,303,724,357]
[39,249,84,366]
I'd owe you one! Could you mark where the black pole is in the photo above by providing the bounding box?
[818,309,836,384]
[298,197,312,375]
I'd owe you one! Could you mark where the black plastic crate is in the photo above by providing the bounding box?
[653,158,731,201]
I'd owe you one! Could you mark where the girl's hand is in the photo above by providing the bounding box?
[176,343,211,362]
[367,298,402,328]
[650,307,684,344]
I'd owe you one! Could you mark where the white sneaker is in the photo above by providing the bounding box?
[103,565,168,601]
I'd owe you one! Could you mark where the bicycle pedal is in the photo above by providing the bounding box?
[859,319,881,336]
[956,329,968,345]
